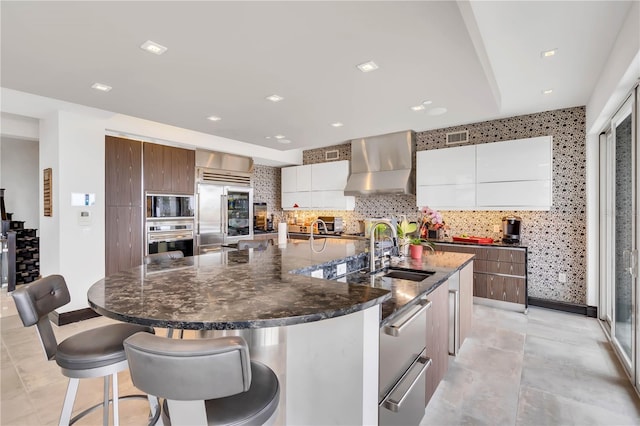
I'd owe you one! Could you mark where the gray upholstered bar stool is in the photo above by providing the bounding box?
[237,239,269,250]
[143,250,184,264]
[12,275,159,426]
[124,333,280,426]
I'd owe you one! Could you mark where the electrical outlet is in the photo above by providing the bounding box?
[311,269,324,279]
[558,272,567,283]
[337,263,347,276]
[493,224,500,233]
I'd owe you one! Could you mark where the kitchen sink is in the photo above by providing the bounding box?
[383,269,434,282]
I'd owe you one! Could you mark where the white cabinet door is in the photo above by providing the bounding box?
[282,191,312,209]
[311,161,350,191]
[476,136,551,183]
[311,190,355,210]
[281,166,297,193]
[416,184,476,209]
[297,165,312,191]
[476,180,551,209]
[417,145,475,185]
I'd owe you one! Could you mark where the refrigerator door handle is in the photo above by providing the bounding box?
[221,194,228,235]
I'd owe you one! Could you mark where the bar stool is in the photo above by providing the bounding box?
[143,250,184,264]
[12,275,159,426]
[124,332,280,426]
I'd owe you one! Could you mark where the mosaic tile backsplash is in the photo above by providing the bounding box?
[264,106,586,305]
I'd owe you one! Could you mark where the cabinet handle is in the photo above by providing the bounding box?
[383,298,431,337]
[381,355,431,413]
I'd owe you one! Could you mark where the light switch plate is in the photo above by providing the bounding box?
[311,269,324,279]
[337,263,347,276]
[558,272,567,283]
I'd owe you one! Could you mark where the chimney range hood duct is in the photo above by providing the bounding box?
[344,130,416,196]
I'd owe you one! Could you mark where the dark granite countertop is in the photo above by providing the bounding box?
[88,239,472,330]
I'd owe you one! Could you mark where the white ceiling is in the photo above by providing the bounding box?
[0,1,632,151]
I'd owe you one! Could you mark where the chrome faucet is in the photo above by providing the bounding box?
[369,219,398,272]
[310,219,328,253]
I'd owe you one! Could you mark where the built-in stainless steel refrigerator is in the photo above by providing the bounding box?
[196,183,253,254]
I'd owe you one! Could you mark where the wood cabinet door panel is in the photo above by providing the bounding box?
[425,283,449,406]
[485,261,526,276]
[171,147,195,194]
[105,206,142,275]
[504,277,527,304]
[486,248,525,263]
[473,259,488,273]
[105,136,142,206]
[473,273,487,298]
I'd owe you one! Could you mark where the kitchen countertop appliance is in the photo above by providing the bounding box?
[253,202,268,231]
[195,150,254,254]
[317,216,343,234]
[502,216,522,244]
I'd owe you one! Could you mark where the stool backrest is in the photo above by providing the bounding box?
[124,333,252,401]
[144,250,185,265]
[12,275,70,360]
[237,239,269,250]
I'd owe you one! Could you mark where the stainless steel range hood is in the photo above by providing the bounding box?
[344,130,416,196]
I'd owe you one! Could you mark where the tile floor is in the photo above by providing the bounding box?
[1,287,639,425]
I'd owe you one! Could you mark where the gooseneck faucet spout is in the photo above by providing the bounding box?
[369,219,398,273]
[310,219,328,253]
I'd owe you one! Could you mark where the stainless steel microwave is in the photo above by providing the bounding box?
[146,194,195,218]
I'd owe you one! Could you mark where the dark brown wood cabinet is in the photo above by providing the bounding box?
[143,142,195,194]
[425,281,449,405]
[105,136,143,275]
[434,242,528,311]
[105,136,142,206]
[105,206,142,274]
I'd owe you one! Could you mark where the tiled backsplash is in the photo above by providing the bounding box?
[260,106,586,305]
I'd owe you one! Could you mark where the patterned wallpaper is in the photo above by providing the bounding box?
[298,106,588,305]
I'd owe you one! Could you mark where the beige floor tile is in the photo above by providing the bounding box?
[516,385,640,426]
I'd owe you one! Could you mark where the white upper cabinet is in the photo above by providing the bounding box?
[311,161,350,190]
[476,136,552,183]
[282,165,312,192]
[416,145,475,185]
[281,160,354,210]
[416,136,552,210]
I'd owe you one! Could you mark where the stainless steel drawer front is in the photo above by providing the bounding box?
[379,298,430,401]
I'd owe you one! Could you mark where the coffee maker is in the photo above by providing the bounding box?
[502,216,522,244]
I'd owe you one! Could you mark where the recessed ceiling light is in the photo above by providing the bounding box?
[541,48,557,58]
[91,83,112,92]
[356,61,379,72]
[411,105,425,111]
[274,134,285,139]
[206,115,222,122]
[422,100,433,105]
[542,89,553,95]
[427,107,448,116]
[266,94,284,102]
[140,40,168,55]
[331,122,344,127]
[265,136,272,139]
[278,139,291,144]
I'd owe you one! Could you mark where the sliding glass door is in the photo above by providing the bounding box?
[600,90,638,387]
[613,97,635,369]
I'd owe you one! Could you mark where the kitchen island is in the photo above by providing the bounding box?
[88,239,473,425]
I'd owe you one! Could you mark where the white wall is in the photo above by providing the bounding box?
[585,0,640,308]
[0,137,39,228]
[39,111,107,312]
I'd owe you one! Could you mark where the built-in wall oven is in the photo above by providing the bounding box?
[146,219,194,257]
[379,297,432,425]
[145,194,195,257]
